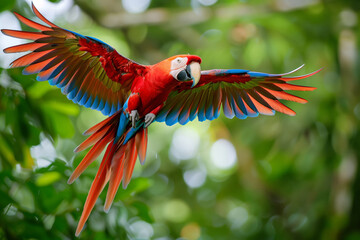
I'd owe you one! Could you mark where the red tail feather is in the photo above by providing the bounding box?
[135,128,148,165]
[69,111,149,235]
[68,132,113,184]
[75,142,115,237]
[74,124,112,152]
[82,113,118,135]
[122,138,138,189]
[104,152,125,212]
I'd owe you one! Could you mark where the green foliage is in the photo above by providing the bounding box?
[1,0,360,239]
[0,0,15,12]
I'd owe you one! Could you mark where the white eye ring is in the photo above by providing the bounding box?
[176,58,181,63]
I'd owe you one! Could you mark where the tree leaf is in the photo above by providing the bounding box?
[35,172,61,186]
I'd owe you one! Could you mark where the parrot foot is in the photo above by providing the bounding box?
[144,113,156,128]
[129,110,139,128]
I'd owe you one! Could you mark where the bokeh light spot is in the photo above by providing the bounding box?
[181,222,201,240]
[198,0,217,6]
[227,206,249,229]
[122,0,151,13]
[163,199,190,223]
[170,127,200,162]
[210,139,237,169]
[183,168,206,188]
[129,220,154,239]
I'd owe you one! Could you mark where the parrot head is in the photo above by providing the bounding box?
[169,55,202,87]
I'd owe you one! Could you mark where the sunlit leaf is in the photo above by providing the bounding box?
[42,101,80,116]
[35,172,61,186]
[0,136,17,166]
[27,82,54,99]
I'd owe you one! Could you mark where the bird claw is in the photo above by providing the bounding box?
[144,113,156,128]
[129,110,139,128]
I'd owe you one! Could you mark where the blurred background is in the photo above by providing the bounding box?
[0,0,359,239]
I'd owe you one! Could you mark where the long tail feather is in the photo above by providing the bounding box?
[122,138,138,189]
[74,124,112,153]
[68,111,148,235]
[75,142,115,237]
[135,128,148,165]
[68,132,113,184]
[104,149,125,212]
[82,113,118,135]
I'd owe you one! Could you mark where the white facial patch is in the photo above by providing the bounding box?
[171,57,187,70]
[170,57,188,80]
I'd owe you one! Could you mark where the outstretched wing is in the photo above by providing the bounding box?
[1,4,146,116]
[156,65,320,126]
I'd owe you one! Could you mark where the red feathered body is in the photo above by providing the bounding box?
[128,55,202,117]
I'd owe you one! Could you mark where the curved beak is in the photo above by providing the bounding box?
[186,62,201,88]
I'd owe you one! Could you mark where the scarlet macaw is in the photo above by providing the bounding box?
[2,4,320,236]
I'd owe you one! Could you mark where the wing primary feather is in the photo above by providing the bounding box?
[247,94,274,115]
[246,89,274,110]
[35,36,66,44]
[32,3,59,28]
[204,86,216,120]
[239,90,258,116]
[4,42,46,53]
[228,87,246,119]
[178,92,196,125]
[197,89,208,121]
[259,94,296,116]
[273,83,316,91]
[280,68,322,81]
[1,29,47,40]
[254,86,277,100]
[10,50,52,68]
[266,89,308,103]
[230,87,248,116]
[13,12,52,31]
[258,82,283,91]
[23,57,54,75]
[221,87,235,119]
[40,52,72,72]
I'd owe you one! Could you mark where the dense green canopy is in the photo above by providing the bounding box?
[0,0,359,239]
